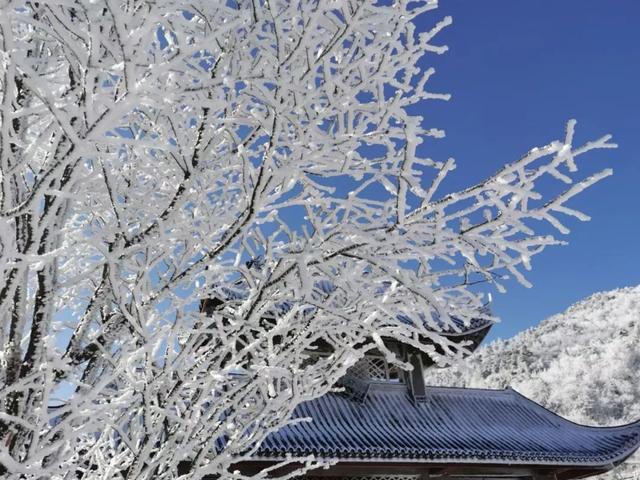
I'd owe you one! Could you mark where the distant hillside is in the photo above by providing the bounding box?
[428,286,640,479]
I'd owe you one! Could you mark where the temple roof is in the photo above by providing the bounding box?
[255,384,640,467]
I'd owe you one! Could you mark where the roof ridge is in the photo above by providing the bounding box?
[423,384,512,395]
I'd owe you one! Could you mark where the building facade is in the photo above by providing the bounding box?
[237,317,640,480]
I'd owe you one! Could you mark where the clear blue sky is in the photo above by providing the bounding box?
[414,1,640,340]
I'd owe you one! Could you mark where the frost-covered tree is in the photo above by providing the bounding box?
[0,1,616,478]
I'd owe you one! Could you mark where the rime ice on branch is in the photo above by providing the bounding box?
[0,1,615,479]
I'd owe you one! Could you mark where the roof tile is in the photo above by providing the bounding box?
[256,385,640,466]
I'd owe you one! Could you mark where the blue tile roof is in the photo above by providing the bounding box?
[256,385,640,467]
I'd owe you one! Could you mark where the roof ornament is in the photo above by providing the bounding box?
[407,352,428,403]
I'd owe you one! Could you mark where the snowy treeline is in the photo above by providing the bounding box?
[429,286,640,480]
[0,0,617,478]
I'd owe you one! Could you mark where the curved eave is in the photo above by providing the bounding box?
[440,318,494,338]
[250,453,640,469]
[254,419,640,468]
[417,319,494,367]
[253,442,640,470]
[253,386,640,469]
[505,387,640,467]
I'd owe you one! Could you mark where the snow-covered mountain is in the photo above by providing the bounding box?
[428,286,640,479]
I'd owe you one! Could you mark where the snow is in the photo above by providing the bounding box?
[0,1,620,478]
[429,285,640,480]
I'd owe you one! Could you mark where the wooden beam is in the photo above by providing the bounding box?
[556,468,609,480]
[533,472,557,480]
[231,461,611,480]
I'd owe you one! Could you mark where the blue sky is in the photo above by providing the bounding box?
[414,0,640,340]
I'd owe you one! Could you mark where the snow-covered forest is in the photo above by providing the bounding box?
[0,0,619,478]
[429,286,640,480]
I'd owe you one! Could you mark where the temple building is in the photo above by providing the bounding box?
[236,315,640,480]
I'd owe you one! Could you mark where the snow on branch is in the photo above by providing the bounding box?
[0,1,614,478]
